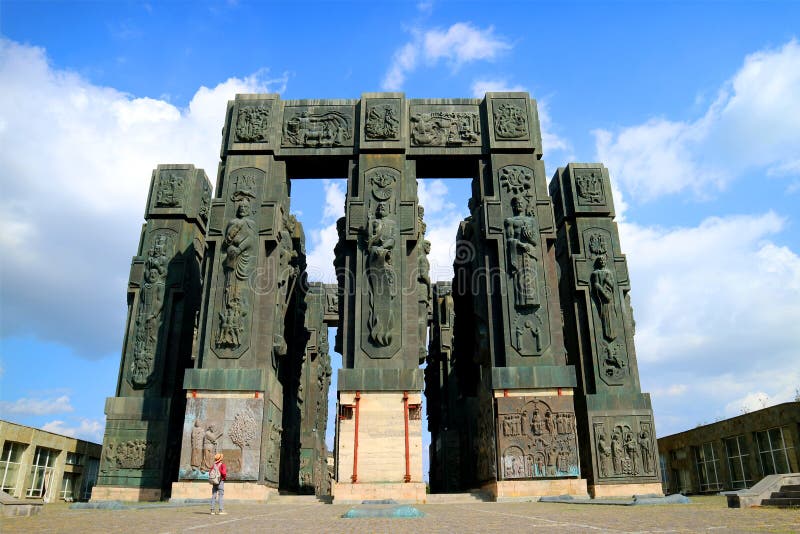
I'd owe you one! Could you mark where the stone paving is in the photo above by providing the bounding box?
[2,496,798,533]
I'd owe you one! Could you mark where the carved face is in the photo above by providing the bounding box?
[511,196,526,215]
[376,202,388,218]
[423,240,431,254]
[595,256,607,269]
[237,202,251,217]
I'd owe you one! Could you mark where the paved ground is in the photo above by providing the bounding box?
[2,496,798,533]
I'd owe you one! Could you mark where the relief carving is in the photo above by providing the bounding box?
[216,174,257,350]
[202,424,223,471]
[283,109,352,147]
[505,196,539,308]
[130,233,171,388]
[575,170,605,205]
[199,179,211,222]
[229,409,258,451]
[365,102,400,140]
[156,173,185,207]
[594,419,657,478]
[512,312,543,355]
[497,397,579,479]
[590,256,618,341]
[410,111,480,146]
[274,211,300,358]
[364,171,399,347]
[493,102,528,139]
[235,105,271,143]
[103,440,161,471]
[417,239,432,363]
[190,419,205,470]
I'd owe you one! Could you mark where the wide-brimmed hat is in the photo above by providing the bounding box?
[214,453,223,462]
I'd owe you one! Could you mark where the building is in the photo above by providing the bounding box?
[658,402,799,494]
[0,420,102,503]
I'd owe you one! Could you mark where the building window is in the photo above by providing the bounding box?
[0,441,27,495]
[81,458,99,501]
[26,446,59,500]
[724,435,752,489]
[60,473,77,501]
[694,442,723,492]
[659,454,668,487]
[65,452,83,466]
[755,427,793,476]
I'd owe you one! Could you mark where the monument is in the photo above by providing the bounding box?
[93,92,661,503]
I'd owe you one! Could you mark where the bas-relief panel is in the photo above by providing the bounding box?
[128,228,176,389]
[282,106,355,148]
[491,99,530,141]
[496,396,580,479]
[582,227,629,385]
[496,165,551,357]
[409,105,481,147]
[592,416,657,480]
[364,99,401,141]
[573,168,606,206]
[211,168,263,359]
[179,398,263,481]
[234,104,272,143]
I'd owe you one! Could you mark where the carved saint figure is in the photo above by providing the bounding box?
[639,430,653,474]
[156,173,184,207]
[217,196,257,348]
[274,212,299,358]
[417,239,432,362]
[505,196,539,308]
[202,424,223,471]
[131,235,168,387]
[611,431,624,474]
[625,432,640,475]
[590,256,618,341]
[190,419,205,469]
[365,202,398,346]
[597,433,612,477]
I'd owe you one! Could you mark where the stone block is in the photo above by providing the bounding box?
[484,478,589,500]
[589,482,664,499]
[183,369,266,391]
[170,481,276,502]
[90,486,162,502]
[332,482,427,504]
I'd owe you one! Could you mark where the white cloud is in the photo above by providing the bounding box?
[595,39,800,201]
[382,23,510,91]
[42,418,104,443]
[0,38,287,359]
[470,78,525,96]
[304,180,346,284]
[620,213,800,435]
[0,395,74,415]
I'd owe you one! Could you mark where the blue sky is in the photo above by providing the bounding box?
[1,0,798,463]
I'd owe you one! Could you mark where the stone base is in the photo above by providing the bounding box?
[90,486,162,502]
[484,479,589,501]
[332,482,427,504]
[0,491,43,517]
[589,482,664,499]
[169,481,277,502]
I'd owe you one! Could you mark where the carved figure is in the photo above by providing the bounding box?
[505,196,539,307]
[611,431,624,474]
[131,234,169,387]
[410,111,480,146]
[639,430,653,473]
[202,424,223,471]
[284,110,351,147]
[493,102,528,139]
[235,105,270,143]
[365,202,398,346]
[217,194,257,348]
[274,212,299,358]
[156,173,184,207]
[365,103,400,140]
[597,433,612,477]
[576,171,604,204]
[625,432,639,475]
[190,419,204,469]
[590,256,618,341]
[417,240,432,363]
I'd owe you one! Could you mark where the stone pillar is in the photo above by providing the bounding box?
[93,164,211,502]
[171,94,305,501]
[333,93,427,503]
[451,93,588,500]
[425,282,462,492]
[550,163,663,497]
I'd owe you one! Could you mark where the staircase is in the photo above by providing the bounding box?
[761,484,800,508]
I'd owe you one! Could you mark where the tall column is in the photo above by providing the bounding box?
[452,93,587,499]
[171,94,306,501]
[333,93,428,503]
[93,164,211,502]
[550,163,663,497]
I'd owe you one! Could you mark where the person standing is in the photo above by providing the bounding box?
[210,453,227,515]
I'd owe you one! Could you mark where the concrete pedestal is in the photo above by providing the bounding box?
[169,481,277,502]
[484,479,589,501]
[90,486,162,502]
[335,391,423,501]
[589,482,664,498]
